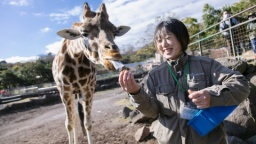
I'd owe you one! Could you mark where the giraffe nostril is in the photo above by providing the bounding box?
[112,45,118,50]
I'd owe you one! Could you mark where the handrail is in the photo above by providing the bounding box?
[190,5,256,39]
[187,4,256,59]
[189,16,256,46]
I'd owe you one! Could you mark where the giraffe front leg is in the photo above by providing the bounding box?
[62,93,77,144]
[65,116,74,144]
[73,99,80,144]
[81,92,93,144]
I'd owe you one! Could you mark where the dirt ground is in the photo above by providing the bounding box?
[0,87,157,144]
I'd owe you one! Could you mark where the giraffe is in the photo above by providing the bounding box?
[52,2,130,144]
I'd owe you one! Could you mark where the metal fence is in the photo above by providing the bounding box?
[4,82,56,96]
[188,5,256,60]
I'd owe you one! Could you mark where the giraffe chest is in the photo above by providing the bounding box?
[60,64,97,94]
[62,64,96,84]
[53,53,97,90]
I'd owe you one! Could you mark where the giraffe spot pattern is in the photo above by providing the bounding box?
[72,82,79,89]
[79,78,87,86]
[78,66,91,78]
[74,53,81,57]
[65,53,76,66]
[68,124,72,131]
[63,93,70,102]
[63,77,69,85]
[76,52,85,64]
[64,86,71,91]
[63,66,77,83]
[91,42,98,49]
[61,41,67,54]
[67,99,71,106]
[82,55,90,66]
[57,56,64,72]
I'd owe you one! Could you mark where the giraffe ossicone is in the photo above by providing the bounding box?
[52,2,130,144]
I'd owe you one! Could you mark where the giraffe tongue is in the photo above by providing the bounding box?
[109,60,124,71]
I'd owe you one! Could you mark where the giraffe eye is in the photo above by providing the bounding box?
[83,33,88,37]
[81,31,89,37]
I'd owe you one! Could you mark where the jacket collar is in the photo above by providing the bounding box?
[167,53,189,72]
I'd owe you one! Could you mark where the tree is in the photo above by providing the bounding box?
[18,60,53,86]
[183,17,201,36]
[202,4,221,35]
[121,55,131,64]
[182,17,202,54]
[0,70,22,89]
[33,60,53,84]
[231,0,256,15]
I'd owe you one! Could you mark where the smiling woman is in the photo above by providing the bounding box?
[119,18,250,144]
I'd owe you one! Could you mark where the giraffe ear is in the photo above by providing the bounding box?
[115,26,131,36]
[57,29,82,40]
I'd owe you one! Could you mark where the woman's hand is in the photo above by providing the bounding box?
[188,89,211,109]
[119,70,140,94]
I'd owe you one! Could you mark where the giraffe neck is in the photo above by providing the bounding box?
[53,38,97,92]
[63,38,99,64]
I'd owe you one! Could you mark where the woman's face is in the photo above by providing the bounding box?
[155,28,183,60]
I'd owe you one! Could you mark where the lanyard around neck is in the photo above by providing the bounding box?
[167,61,189,93]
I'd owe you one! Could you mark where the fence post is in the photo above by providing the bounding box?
[229,18,236,58]
[198,33,202,56]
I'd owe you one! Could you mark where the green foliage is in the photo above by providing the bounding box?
[231,0,256,14]
[19,60,53,85]
[121,44,156,64]
[202,4,221,35]
[121,55,131,64]
[0,70,22,89]
[231,0,256,22]
[182,17,201,52]
[188,0,256,52]
[0,57,54,89]
[182,17,200,35]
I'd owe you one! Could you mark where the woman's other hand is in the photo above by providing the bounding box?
[188,89,211,109]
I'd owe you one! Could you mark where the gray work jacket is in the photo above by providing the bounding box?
[129,54,250,144]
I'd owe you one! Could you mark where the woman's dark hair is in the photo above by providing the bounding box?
[153,18,190,51]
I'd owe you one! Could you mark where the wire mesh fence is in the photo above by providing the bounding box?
[188,5,256,60]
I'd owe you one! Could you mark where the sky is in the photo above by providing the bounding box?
[0,0,241,63]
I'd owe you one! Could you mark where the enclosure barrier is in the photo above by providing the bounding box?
[188,5,256,60]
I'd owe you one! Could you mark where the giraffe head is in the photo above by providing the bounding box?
[57,2,130,70]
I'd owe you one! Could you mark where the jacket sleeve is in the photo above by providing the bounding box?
[219,23,224,31]
[219,22,229,36]
[233,18,239,25]
[204,60,250,107]
[129,73,160,118]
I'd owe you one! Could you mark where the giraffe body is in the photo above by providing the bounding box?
[52,2,130,144]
